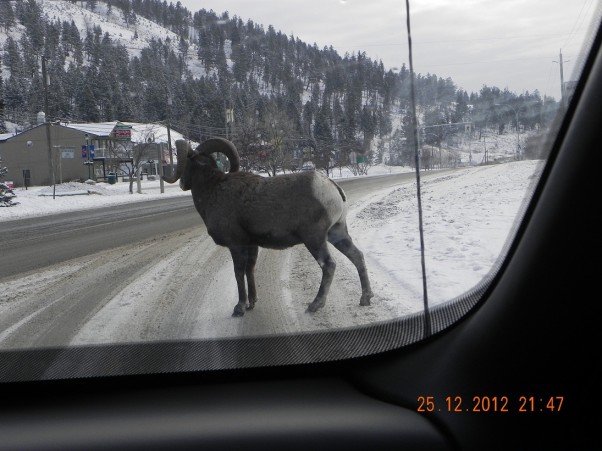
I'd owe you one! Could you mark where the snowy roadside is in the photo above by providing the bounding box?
[0,164,411,223]
[349,160,544,306]
[0,179,191,222]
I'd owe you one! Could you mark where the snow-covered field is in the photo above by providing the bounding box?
[0,177,191,221]
[349,161,543,306]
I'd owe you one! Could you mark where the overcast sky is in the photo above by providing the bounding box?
[177,0,599,100]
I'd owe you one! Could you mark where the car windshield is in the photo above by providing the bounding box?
[0,0,600,380]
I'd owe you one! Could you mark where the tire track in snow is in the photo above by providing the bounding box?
[0,230,199,349]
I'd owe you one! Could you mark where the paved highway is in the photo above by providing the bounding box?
[0,196,198,278]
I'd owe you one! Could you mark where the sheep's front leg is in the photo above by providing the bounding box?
[229,246,249,317]
[306,242,336,312]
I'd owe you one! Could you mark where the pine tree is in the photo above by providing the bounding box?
[313,103,335,174]
[0,156,18,207]
[4,75,28,123]
[0,0,16,33]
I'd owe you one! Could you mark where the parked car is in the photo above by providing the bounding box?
[301,161,315,171]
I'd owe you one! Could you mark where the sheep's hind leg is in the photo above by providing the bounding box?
[328,226,373,306]
[305,242,336,312]
[245,245,259,310]
[229,246,249,317]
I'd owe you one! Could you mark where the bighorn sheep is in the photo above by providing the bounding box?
[164,137,373,317]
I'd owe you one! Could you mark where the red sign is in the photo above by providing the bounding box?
[112,128,132,140]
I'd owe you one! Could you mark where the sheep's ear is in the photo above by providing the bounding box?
[189,149,202,160]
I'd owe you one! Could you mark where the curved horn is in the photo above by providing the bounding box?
[162,140,192,183]
[198,137,240,173]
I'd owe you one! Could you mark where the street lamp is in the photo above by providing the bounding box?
[494,104,520,160]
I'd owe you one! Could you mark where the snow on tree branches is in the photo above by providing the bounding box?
[0,156,18,207]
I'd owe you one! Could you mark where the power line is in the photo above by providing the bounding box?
[563,0,594,49]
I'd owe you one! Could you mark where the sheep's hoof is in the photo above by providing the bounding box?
[360,292,373,306]
[307,299,325,313]
[232,304,246,317]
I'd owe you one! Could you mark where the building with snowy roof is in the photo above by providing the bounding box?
[0,118,185,187]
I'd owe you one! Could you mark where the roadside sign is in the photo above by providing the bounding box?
[81,145,95,158]
[113,125,132,140]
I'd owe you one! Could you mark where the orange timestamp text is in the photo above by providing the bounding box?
[417,395,564,413]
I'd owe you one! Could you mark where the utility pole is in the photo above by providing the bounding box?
[554,49,568,109]
[494,104,520,160]
[559,49,565,108]
[166,93,173,180]
[42,56,55,197]
[225,105,234,140]
[85,133,92,179]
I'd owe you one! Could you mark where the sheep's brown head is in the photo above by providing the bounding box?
[163,137,240,190]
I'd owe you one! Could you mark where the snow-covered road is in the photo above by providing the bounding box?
[0,161,543,349]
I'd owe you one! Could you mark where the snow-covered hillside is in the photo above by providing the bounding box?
[0,0,539,165]
[0,0,205,79]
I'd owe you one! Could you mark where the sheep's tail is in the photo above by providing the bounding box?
[330,178,346,202]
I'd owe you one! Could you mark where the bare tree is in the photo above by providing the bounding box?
[108,124,164,194]
[231,104,263,172]
[346,149,373,176]
[257,104,295,176]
